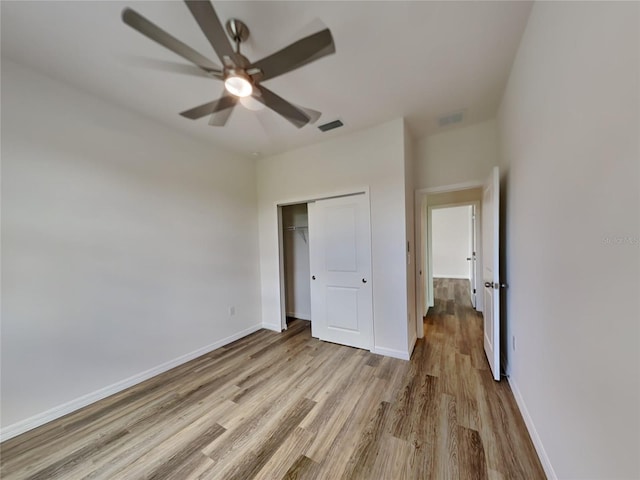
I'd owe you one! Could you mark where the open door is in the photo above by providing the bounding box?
[468,205,478,309]
[482,167,501,381]
[308,193,373,350]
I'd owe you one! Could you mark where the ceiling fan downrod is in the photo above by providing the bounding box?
[225,18,249,54]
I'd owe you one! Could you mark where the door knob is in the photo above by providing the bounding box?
[362,278,367,283]
[312,275,316,280]
[484,281,493,288]
[466,257,472,261]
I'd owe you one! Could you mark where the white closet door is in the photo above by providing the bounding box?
[308,193,373,350]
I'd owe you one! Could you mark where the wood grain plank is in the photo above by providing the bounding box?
[251,427,314,480]
[146,423,226,480]
[458,426,488,480]
[216,398,316,480]
[281,455,319,480]
[340,401,391,479]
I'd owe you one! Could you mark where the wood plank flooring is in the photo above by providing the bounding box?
[0,278,546,479]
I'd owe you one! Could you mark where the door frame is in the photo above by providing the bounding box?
[414,181,482,339]
[276,186,372,332]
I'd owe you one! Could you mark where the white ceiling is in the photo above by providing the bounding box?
[1,1,533,157]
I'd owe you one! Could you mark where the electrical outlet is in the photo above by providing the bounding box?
[512,335,516,351]
[228,306,235,316]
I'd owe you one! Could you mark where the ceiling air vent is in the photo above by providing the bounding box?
[438,111,464,128]
[318,119,344,132]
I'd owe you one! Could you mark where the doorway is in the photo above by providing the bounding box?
[431,204,476,308]
[426,198,482,317]
[281,203,311,327]
[414,185,483,339]
[414,170,502,381]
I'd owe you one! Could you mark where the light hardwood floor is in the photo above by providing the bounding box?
[1,278,545,479]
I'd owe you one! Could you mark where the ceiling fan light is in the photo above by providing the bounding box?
[224,75,252,98]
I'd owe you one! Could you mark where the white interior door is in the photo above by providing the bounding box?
[482,167,501,381]
[469,205,477,309]
[308,193,373,350]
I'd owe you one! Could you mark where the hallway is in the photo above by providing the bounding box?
[413,277,545,478]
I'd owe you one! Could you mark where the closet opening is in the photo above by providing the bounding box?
[280,203,311,329]
[276,189,373,349]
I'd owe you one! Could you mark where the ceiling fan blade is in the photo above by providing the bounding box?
[208,100,236,126]
[180,94,236,120]
[294,105,322,124]
[184,0,236,66]
[250,29,335,82]
[253,86,311,128]
[122,8,222,74]
[123,56,223,79]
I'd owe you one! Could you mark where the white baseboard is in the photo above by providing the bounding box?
[371,345,410,361]
[508,376,557,480]
[0,323,262,442]
[262,322,282,332]
[285,312,311,321]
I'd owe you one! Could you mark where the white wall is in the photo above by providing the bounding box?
[282,204,310,320]
[415,119,498,190]
[0,61,262,437]
[432,206,472,279]
[498,2,639,478]
[257,119,412,359]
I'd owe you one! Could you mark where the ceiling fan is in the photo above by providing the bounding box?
[122,1,335,128]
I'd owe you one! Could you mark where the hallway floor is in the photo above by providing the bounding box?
[422,278,545,478]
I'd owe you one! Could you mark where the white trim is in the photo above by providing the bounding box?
[509,376,557,480]
[371,346,410,361]
[0,323,262,442]
[277,205,287,331]
[416,180,483,195]
[275,186,370,208]
[408,333,417,357]
[433,274,471,280]
[286,312,311,321]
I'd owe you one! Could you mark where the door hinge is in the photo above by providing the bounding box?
[473,288,476,294]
